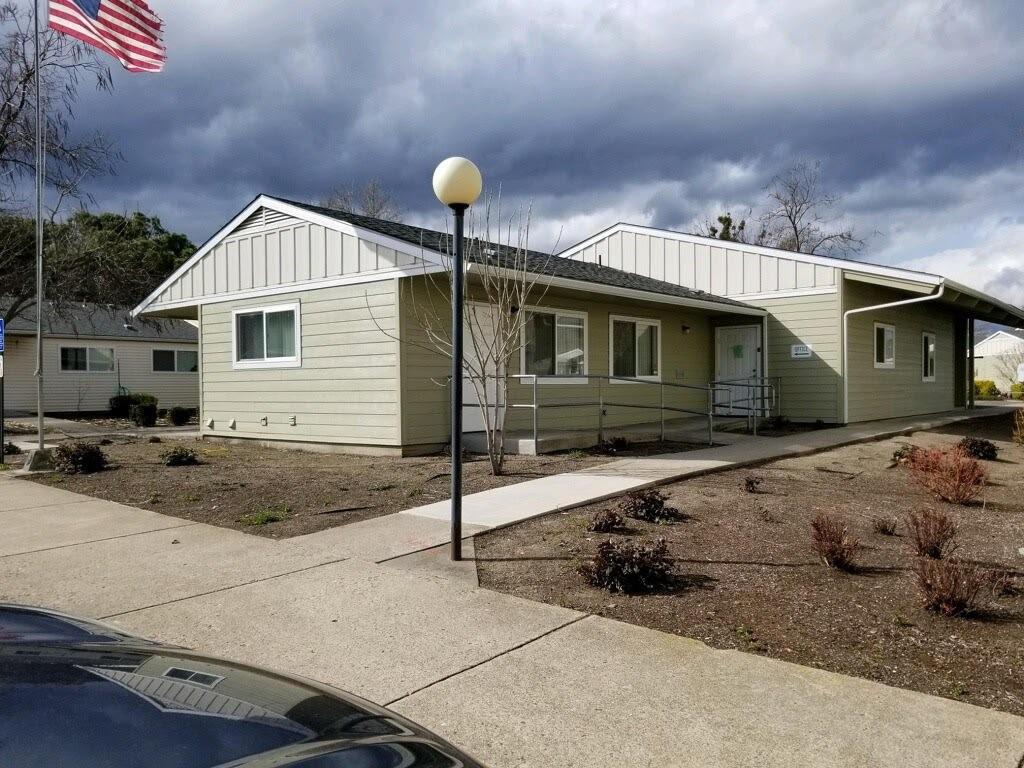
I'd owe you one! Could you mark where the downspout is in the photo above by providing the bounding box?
[841,283,945,424]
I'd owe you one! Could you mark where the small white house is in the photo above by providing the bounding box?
[973,328,1024,391]
[2,301,199,415]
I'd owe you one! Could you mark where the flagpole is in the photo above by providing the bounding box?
[33,0,45,451]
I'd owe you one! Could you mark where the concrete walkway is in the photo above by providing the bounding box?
[1,467,1022,766]
[403,405,1020,528]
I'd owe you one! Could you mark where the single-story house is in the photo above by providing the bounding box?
[973,328,1024,391]
[1,301,200,415]
[131,195,1024,455]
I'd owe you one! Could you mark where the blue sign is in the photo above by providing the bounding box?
[0,318,4,353]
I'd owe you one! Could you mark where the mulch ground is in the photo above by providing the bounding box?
[475,411,1024,716]
[17,437,704,538]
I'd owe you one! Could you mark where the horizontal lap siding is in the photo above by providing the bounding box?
[756,294,842,422]
[200,281,401,446]
[973,354,1021,391]
[399,277,725,446]
[844,280,956,422]
[1,334,198,413]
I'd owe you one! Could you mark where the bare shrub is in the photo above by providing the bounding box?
[587,509,627,534]
[916,558,988,617]
[744,476,763,493]
[617,488,683,523]
[810,514,859,571]
[578,538,676,594]
[905,509,958,559]
[872,516,898,536]
[907,448,986,505]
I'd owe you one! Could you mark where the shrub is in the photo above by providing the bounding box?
[973,380,1001,400]
[130,402,158,428]
[587,509,627,533]
[872,516,898,536]
[891,443,920,465]
[986,569,1016,598]
[1011,383,1024,400]
[168,406,192,426]
[956,437,998,461]
[907,448,986,505]
[916,558,988,617]
[597,437,630,455]
[3,441,22,455]
[617,488,682,523]
[810,513,859,571]
[578,538,676,593]
[110,392,157,418]
[905,509,958,559]
[161,446,199,467]
[53,442,107,475]
[744,476,763,493]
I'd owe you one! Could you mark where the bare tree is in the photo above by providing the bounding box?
[368,196,552,475]
[992,345,1024,394]
[696,211,751,243]
[0,3,118,212]
[757,161,863,257]
[321,180,404,222]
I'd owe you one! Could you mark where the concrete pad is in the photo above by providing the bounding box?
[0,498,193,556]
[0,476,99,511]
[402,471,645,528]
[287,511,486,562]
[392,615,1024,768]
[109,558,581,705]
[0,521,340,618]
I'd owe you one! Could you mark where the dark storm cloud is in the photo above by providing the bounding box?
[62,0,1024,303]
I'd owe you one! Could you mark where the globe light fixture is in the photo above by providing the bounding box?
[433,156,482,561]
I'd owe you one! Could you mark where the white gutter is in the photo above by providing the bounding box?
[842,283,945,424]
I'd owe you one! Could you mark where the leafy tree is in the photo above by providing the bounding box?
[321,180,404,222]
[1,211,195,324]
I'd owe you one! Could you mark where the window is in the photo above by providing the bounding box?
[153,349,199,373]
[922,332,936,382]
[610,316,660,380]
[163,667,223,688]
[60,346,115,373]
[873,323,895,369]
[232,303,300,368]
[522,309,586,378]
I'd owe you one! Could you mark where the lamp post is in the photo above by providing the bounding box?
[433,157,482,561]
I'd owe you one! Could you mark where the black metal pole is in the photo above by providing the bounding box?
[449,204,467,561]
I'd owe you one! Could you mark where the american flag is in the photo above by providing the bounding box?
[48,0,166,73]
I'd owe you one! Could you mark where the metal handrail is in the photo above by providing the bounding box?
[710,376,780,434]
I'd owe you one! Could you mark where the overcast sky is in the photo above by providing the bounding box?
[69,0,1024,306]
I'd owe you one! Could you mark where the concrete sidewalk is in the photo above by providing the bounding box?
[402,405,1019,528]
[0,471,1022,767]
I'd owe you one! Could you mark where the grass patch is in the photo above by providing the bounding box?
[239,505,291,526]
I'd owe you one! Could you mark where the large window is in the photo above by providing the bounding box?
[60,346,114,373]
[522,309,586,378]
[153,349,199,373]
[232,303,300,368]
[874,323,895,369]
[610,316,660,380]
[922,332,936,382]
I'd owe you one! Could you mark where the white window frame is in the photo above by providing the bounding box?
[873,322,896,369]
[609,314,662,383]
[518,306,589,384]
[58,345,116,374]
[231,302,302,370]
[921,331,936,382]
[162,666,224,688]
[152,348,199,374]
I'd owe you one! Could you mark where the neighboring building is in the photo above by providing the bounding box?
[132,195,1024,456]
[973,328,1024,391]
[2,301,199,415]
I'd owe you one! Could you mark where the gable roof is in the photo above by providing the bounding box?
[976,328,1024,347]
[275,198,759,312]
[133,195,764,317]
[3,300,197,342]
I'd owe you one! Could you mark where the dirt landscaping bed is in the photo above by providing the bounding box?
[19,437,706,538]
[476,411,1024,716]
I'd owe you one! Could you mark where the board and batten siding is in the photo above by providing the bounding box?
[1,334,198,413]
[843,279,957,422]
[200,281,402,449]
[562,229,837,298]
[757,293,843,422]
[150,207,426,312]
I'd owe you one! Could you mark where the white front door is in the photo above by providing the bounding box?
[714,325,762,415]
[462,303,502,433]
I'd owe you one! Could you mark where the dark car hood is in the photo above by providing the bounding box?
[0,606,482,768]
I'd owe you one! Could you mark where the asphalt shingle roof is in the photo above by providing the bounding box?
[274,197,759,312]
[3,300,197,342]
